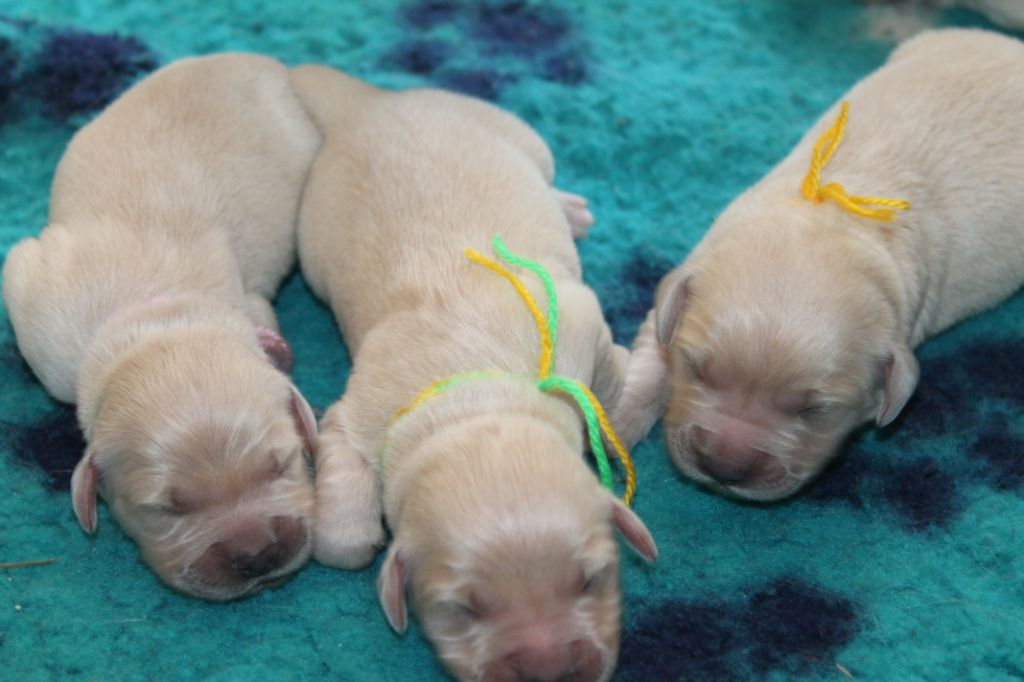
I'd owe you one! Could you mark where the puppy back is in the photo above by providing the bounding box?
[288,65,383,136]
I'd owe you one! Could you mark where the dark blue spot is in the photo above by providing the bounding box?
[619,600,742,681]
[957,337,1024,410]
[745,577,859,674]
[439,68,510,100]
[386,39,450,76]
[469,1,570,55]
[402,0,463,29]
[891,364,959,439]
[600,246,675,344]
[540,50,586,85]
[802,442,869,507]
[33,29,158,120]
[0,38,17,122]
[619,577,860,680]
[2,405,85,492]
[879,458,960,531]
[969,417,1024,492]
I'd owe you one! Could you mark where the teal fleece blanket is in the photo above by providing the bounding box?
[1,1,1022,680]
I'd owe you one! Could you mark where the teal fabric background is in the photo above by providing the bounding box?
[0,1,1021,680]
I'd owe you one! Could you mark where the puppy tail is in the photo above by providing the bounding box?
[287,64,381,134]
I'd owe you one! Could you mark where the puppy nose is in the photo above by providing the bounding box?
[223,516,307,579]
[508,638,602,682]
[271,515,306,554]
[230,542,281,579]
[690,425,768,485]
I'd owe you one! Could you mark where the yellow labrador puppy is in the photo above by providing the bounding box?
[611,28,1024,501]
[2,54,321,599]
[290,65,657,682]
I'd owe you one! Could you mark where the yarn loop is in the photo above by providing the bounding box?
[801,102,911,222]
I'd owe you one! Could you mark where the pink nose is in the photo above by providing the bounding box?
[195,516,307,584]
[501,638,603,682]
[690,425,769,485]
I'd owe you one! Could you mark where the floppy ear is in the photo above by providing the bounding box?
[610,498,658,563]
[289,384,319,457]
[377,545,408,634]
[655,273,690,346]
[70,449,100,533]
[876,343,919,427]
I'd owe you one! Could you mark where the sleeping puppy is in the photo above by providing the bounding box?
[290,65,657,682]
[2,54,321,599]
[610,28,1024,501]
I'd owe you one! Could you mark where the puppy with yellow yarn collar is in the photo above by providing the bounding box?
[290,64,656,682]
[610,28,1024,501]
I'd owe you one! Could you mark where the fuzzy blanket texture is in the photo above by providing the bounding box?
[0,1,1022,680]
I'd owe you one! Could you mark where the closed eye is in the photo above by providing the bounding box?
[274,451,298,476]
[798,402,839,419]
[582,565,613,594]
[683,352,703,382]
[138,501,188,518]
[433,600,482,629]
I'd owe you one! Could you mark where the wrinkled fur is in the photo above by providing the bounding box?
[290,65,656,682]
[611,29,1024,500]
[2,54,321,599]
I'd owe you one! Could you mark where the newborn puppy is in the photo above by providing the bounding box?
[2,54,321,599]
[611,28,1024,501]
[290,65,656,682]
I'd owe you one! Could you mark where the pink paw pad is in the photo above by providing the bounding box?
[257,326,294,373]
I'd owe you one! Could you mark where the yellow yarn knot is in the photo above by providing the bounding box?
[801,102,911,222]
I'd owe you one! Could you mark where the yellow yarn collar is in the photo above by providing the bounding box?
[801,102,911,222]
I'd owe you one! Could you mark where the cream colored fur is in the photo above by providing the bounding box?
[611,28,1024,500]
[2,53,321,599]
[290,65,656,682]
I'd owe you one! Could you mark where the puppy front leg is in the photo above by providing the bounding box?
[245,293,280,331]
[608,310,669,449]
[313,400,385,569]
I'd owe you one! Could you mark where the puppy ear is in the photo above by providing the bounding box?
[610,498,658,563]
[655,273,690,346]
[377,545,408,634]
[876,343,919,427]
[70,449,100,533]
[289,385,319,457]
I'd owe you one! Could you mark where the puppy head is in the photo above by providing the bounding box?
[71,336,318,600]
[378,415,656,682]
[655,221,917,501]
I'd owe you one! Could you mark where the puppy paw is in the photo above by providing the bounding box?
[555,189,595,239]
[313,509,385,569]
[608,313,670,449]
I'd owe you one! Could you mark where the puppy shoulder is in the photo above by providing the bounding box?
[555,281,615,354]
[2,234,42,310]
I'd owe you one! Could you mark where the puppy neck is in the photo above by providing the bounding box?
[381,376,585,525]
[707,179,911,334]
